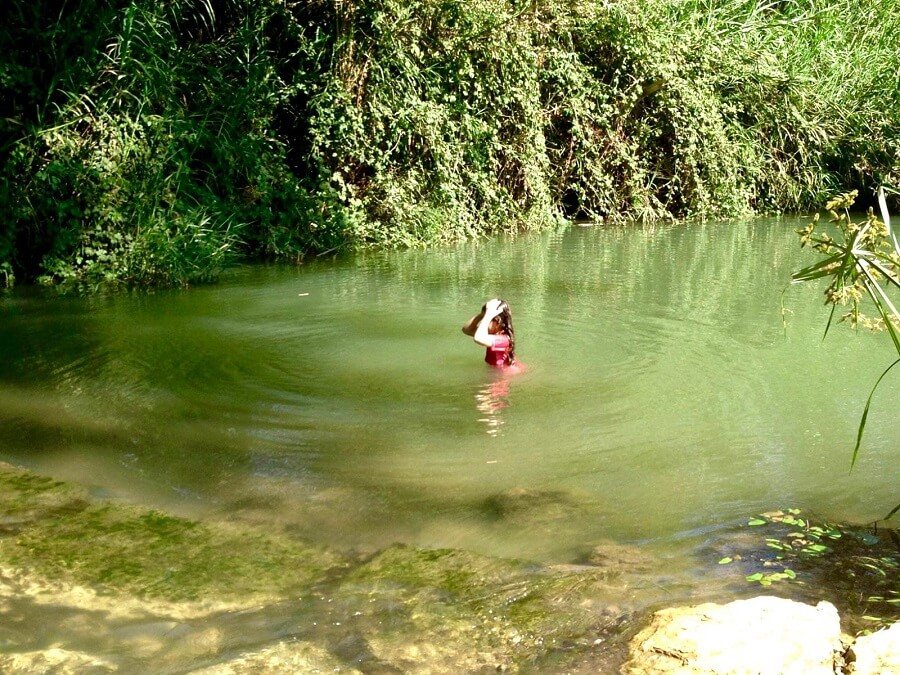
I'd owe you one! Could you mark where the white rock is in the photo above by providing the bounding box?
[625,595,843,674]
[848,621,900,674]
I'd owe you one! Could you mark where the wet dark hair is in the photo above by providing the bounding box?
[491,299,516,363]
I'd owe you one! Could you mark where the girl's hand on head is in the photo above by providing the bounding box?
[484,298,503,316]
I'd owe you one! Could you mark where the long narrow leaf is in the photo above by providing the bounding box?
[863,255,900,291]
[857,259,900,316]
[878,187,899,255]
[884,501,900,521]
[821,302,840,341]
[858,264,900,355]
[851,357,900,470]
[791,252,845,282]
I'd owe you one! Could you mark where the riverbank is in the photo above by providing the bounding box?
[0,462,896,672]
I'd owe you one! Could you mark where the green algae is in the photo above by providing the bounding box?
[0,470,80,519]
[339,544,618,670]
[0,463,347,603]
[1,462,893,673]
[0,464,629,671]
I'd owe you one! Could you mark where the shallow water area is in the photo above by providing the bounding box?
[1,216,898,668]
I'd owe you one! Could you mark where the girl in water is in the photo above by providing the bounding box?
[462,298,517,367]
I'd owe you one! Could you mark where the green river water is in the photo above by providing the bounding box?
[0,216,898,670]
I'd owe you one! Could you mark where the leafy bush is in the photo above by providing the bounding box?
[2,0,899,287]
[1,0,350,288]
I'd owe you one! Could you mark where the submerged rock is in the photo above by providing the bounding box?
[0,464,633,672]
[188,640,359,674]
[333,543,630,672]
[0,462,348,605]
[624,596,845,674]
[481,487,584,525]
[0,648,116,674]
[9,461,894,674]
[585,540,656,573]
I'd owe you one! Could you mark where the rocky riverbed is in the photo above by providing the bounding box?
[0,463,896,673]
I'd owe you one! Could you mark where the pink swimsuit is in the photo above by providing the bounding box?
[484,334,513,367]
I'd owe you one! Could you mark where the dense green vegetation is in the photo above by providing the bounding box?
[2,0,899,287]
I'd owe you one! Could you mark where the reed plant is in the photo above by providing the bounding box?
[793,188,900,518]
[1,0,899,286]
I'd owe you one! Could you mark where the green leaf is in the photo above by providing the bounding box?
[851,357,900,469]
[791,252,844,282]
[746,573,763,582]
[748,519,766,526]
[718,557,733,565]
[859,563,887,576]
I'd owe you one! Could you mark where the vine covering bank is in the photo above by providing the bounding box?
[2,0,899,287]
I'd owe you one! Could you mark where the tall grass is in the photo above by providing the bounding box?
[1,0,348,288]
[1,0,899,287]
[663,0,900,210]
